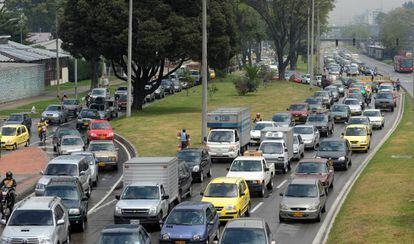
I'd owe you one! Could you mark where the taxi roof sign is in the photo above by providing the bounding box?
[243,150,263,157]
[264,131,284,139]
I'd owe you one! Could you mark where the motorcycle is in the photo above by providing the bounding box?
[0,188,14,219]
[38,125,47,144]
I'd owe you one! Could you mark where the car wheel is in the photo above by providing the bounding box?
[199,171,204,183]
[12,143,17,150]
[267,179,273,190]
[344,161,349,170]
[78,218,86,232]
[86,186,91,198]
[279,215,285,223]
[330,178,334,189]
[25,139,30,147]
[245,202,251,217]
[259,184,266,197]
[322,204,326,213]
[315,211,322,222]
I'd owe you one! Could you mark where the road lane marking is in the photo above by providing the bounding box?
[251,202,263,213]
[88,199,117,215]
[276,180,287,189]
[87,138,131,216]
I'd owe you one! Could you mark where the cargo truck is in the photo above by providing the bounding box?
[206,107,251,160]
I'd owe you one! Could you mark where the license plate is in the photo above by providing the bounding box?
[335,116,341,120]
[175,241,185,244]
[100,136,105,139]
[83,122,89,126]
[293,212,304,217]
[98,162,105,167]
[130,219,140,224]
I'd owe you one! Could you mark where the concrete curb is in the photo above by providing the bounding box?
[312,93,405,244]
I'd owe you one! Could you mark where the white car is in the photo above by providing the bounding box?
[343,98,362,115]
[378,83,395,93]
[363,109,385,129]
[72,151,99,187]
[293,125,320,150]
[301,74,311,84]
[293,134,305,160]
[250,121,278,145]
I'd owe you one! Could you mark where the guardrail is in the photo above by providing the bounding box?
[114,133,138,158]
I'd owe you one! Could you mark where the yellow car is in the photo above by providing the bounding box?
[201,177,250,222]
[342,124,371,153]
[1,124,30,150]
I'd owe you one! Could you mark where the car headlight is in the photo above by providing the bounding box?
[225,205,237,211]
[280,203,289,211]
[108,132,114,137]
[36,183,45,190]
[161,234,170,240]
[90,133,97,137]
[229,145,237,152]
[338,156,345,161]
[192,234,201,241]
[115,206,122,215]
[6,140,11,144]
[69,208,81,215]
[308,204,319,211]
[148,206,157,215]
[39,237,53,244]
[111,156,117,161]
[1,237,12,244]
[192,165,200,172]
[360,140,366,144]
[316,156,321,159]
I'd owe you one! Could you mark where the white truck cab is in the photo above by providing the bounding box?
[207,129,240,159]
[259,129,294,174]
[226,152,275,197]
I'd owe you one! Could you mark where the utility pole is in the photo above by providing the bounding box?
[307,6,310,74]
[55,11,60,98]
[74,59,78,100]
[201,0,208,143]
[316,8,321,74]
[126,0,133,117]
[310,0,315,87]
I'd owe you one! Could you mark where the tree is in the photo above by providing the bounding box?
[0,6,29,43]
[342,24,370,39]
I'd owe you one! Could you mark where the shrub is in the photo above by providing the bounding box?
[233,76,250,95]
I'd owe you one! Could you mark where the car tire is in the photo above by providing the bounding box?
[344,161,349,170]
[315,211,322,222]
[207,167,212,177]
[245,202,251,217]
[322,204,326,213]
[12,143,17,150]
[199,171,204,183]
[279,215,285,223]
[259,184,266,197]
[267,179,274,190]
[78,218,86,232]
[330,178,334,189]
[86,186,91,198]
[25,139,30,147]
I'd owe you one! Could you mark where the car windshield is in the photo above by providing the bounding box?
[88,143,115,151]
[57,129,78,138]
[44,185,80,201]
[121,186,159,200]
[61,137,83,146]
[91,122,110,130]
[98,233,142,244]
[204,183,238,198]
[208,131,233,143]
[314,92,327,97]
[177,151,201,163]
[377,93,393,99]
[293,136,299,144]
[345,127,367,136]
[319,141,346,151]
[379,85,393,91]
[272,114,289,122]
[90,104,105,111]
[117,87,127,91]
[260,142,283,154]
[305,98,320,105]
[165,210,204,225]
[289,104,307,111]
[46,105,61,111]
[293,126,313,134]
[45,164,78,176]
[296,162,326,174]
[8,210,53,226]
[254,123,273,130]
[80,110,99,118]
[118,95,127,102]
[7,114,23,121]
[363,111,381,117]
[92,89,105,95]
[221,228,266,244]
[348,118,368,125]
[161,80,171,85]
[344,99,359,105]
[332,105,347,112]
[401,58,413,68]
[230,160,262,172]
[307,115,327,122]
[285,184,318,198]
[1,127,16,136]
[62,99,77,105]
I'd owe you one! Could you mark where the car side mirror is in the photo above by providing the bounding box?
[115,195,120,200]
[265,167,269,172]
[200,192,204,196]
[82,196,88,201]
[208,220,215,225]
[284,148,288,152]
[159,220,164,229]
[240,192,245,196]
[162,195,169,200]
[0,219,6,225]
[213,241,219,244]
[381,113,384,117]
[57,219,65,225]
[40,170,44,175]
[226,168,230,171]
[79,171,85,176]
[271,241,277,244]
[320,193,325,197]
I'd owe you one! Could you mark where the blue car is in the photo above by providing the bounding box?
[160,201,220,243]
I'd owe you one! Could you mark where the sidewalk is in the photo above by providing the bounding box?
[0,147,48,200]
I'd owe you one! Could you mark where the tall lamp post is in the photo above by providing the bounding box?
[201,0,208,143]
[310,0,315,88]
[126,0,133,117]
[55,11,60,98]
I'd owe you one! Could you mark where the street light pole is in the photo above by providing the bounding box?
[55,11,60,98]
[74,59,78,99]
[307,6,310,74]
[126,0,133,117]
[316,8,320,74]
[310,0,315,87]
[201,0,208,143]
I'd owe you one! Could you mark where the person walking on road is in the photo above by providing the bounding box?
[180,129,189,150]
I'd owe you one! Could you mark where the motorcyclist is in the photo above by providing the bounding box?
[253,113,262,123]
[396,79,401,91]
[0,171,16,209]
[37,118,48,140]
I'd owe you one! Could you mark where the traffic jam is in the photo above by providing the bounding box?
[0,48,401,244]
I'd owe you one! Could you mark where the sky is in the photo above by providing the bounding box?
[329,0,409,25]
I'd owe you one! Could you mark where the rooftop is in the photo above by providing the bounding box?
[18,196,58,210]
[0,62,42,71]
[226,218,265,229]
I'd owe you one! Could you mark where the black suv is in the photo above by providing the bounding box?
[43,176,89,232]
[316,138,352,170]
[177,148,212,183]
[305,112,334,136]
[98,224,151,244]
[4,113,32,133]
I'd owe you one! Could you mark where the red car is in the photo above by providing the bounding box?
[288,103,309,123]
[292,158,334,194]
[87,120,114,141]
[289,74,302,83]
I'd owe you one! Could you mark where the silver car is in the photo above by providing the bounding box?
[279,178,327,222]
[58,135,85,155]
[72,151,99,187]
[62,99,82,117]
[293,134,305,160]
[41,104,69,124]
[0,196,70,244]
[293,125,320,150]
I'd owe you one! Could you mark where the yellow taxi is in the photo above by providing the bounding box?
[342,124,371,153]
[0,124,30,150]
[201,177,250,222]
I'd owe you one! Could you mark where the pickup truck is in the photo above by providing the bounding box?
[226,153,275,197]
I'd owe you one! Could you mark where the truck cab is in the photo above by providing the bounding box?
[259,139,291,174]
[207,129,240,159]
[226,152,275,197]
[114,183,170,225]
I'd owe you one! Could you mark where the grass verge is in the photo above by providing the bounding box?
[112,75,314,156]
[328,93,414,243]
